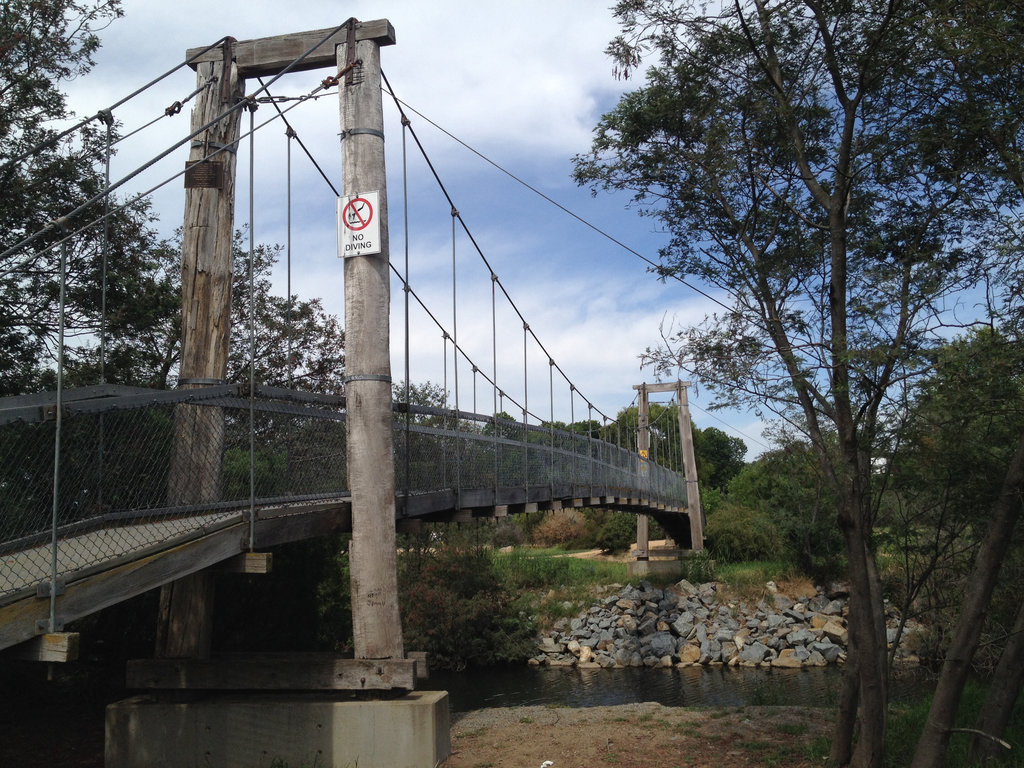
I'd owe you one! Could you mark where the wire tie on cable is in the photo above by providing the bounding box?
[97,109,114,126]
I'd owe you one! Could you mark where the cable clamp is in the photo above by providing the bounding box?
[340,127,385,141]
[344,374,393,385]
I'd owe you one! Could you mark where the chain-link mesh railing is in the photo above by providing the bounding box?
[0,384,348,604]
[394,405,687,510]
[2,386,687,607]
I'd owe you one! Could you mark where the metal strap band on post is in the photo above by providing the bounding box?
[340,128,385,141]
[344,374,392,384]
[177,377,227,386]
[190,140,238,155]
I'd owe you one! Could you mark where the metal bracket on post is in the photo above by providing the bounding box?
[219,37,237,104]
[36,579,66,599]
[344,19,359,86]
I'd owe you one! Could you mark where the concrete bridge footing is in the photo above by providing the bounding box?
[105,690,450,768]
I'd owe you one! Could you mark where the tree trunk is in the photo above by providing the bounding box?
[910,431,1024,768]
[828,640,860,767]
[970,597,1024,764]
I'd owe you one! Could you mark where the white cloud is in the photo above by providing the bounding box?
[53,0,769,454]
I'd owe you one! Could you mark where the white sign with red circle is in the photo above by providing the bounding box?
[337,191,381,257]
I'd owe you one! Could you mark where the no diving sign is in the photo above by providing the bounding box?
[337,191,381,257]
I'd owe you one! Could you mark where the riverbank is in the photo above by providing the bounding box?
[446,702,833,767]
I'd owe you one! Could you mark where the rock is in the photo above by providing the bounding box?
[638,616,658,636]
[672,614,695,638]
[822,599,844,616]
[787,628,817,646]
[823,619,848,645]
[578,645,593,664]
[739,641,770,665]
[616,598,636,612]
[597,654,617,668]
[774,595,795,611]
[676,578,699,596]
[678,644,702,665]
[538,638,565,654]
[660,655,674,668]
[772,649,803,668]
[566,639,581,655]
[765,580,778,593]
[649,632,676,658]
[620,614,637,632]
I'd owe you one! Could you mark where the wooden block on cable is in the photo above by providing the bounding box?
[127,655,417,692]
[220,553,273,574]
[9,632,79,663]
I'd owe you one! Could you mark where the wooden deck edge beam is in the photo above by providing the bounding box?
[126,656,417,692]
[186,20,396,77]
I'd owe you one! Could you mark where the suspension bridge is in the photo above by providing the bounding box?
[0,18,700,767]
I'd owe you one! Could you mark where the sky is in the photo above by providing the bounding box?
[64,0,771,457]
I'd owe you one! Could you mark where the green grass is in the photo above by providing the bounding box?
[490,547,627,589]
[884,681,1024,767]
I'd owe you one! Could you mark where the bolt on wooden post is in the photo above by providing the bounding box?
[337,21,404,661]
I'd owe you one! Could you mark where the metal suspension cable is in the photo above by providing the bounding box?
[255,76,340,196]
[1,72,333,274]
[247,105,257,553]
[0,36,234,175]
[286,125,295,387]
[2,22,354,264]
[111,75,217,147]
[381,89,733,316]
[379,71,618,426]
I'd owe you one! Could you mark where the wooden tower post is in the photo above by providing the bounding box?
[675,381,704,551]
[635,383,650,561]
[157,45,244,659]
[338,21,404,660]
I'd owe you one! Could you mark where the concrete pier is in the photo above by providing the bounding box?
[106,690,450,768]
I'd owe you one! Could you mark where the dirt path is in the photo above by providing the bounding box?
[445,702,833,768]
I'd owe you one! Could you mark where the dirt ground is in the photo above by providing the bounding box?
[445,702,833,768]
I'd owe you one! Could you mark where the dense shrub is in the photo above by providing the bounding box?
[593,510,638,553]
[529,510,587,547]
[705,502,785,563]
[398,543,535,670]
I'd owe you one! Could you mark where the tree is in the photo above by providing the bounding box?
[0,1,168,395]
[574,3,1007,765]
[728,436,841,579]
[894,329,1024,767]
[692,425,745,491]
[228,234,345,393]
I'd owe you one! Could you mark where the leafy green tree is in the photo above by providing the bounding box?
[229,234,345,393]
[728,437,841,580]
[575,3,1012,764]
[0,1,177,395]
[887,328,1024,767]
[692,426,745,492]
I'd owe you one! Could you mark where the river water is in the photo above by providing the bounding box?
[421,665,933,713]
